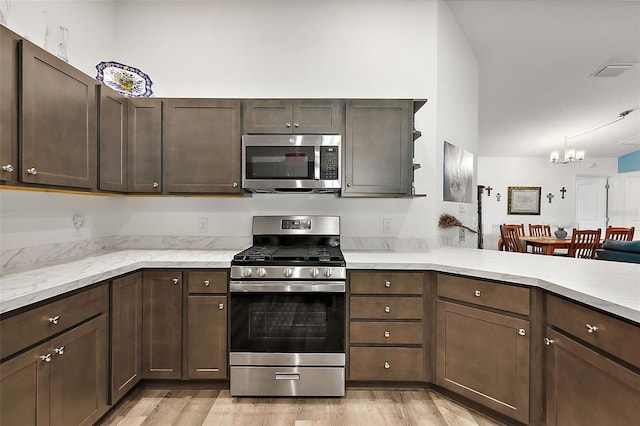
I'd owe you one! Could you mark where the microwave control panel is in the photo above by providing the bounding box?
[320,147,339,180]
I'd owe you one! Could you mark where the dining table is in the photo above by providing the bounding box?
[520,236,571,255]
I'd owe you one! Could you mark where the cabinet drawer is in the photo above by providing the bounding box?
[547,295,640,368]
[1,283,108,359]
[350,321,423,345]
[349,347,423,381]
[437,274,529,316]
[187,270,228,294]
[350,272,423,295]
[350,297,423,320]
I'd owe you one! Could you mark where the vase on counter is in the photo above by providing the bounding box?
[554,228,567,239]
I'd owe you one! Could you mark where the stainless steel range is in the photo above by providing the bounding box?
[229,215,346,397]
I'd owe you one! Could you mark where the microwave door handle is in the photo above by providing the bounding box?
[314,147,320,180]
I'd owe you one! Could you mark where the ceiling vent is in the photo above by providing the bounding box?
[593,64,633,77]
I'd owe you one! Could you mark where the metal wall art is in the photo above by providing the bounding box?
[443,141,474,203]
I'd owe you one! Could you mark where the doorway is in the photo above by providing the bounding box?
[575,176,608,230]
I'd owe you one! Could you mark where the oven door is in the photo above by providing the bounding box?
[229,282,345,355]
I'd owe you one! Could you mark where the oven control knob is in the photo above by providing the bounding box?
[242,268,253,278]
[256,267,266,278]
[310,268,319,278]
[284,268,294,278]
[324,268,333,278]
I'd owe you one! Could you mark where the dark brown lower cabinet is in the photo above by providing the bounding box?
[545,328,640,426]
[186,295,227,379]
[142,270,183,379]
[436,300,530,424]
[111,272,143,403]
[0,315,108,426]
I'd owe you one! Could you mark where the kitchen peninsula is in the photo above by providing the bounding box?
[1,247,638,425]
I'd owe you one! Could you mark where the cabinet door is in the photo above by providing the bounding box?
[186,295,227,379]
[293,99,344,134]
[20,40,97,189]
[436,300,530,424]
[99,85,128,192]
[0,342,50,426]
[164,99,241,193]
[0,26,19,183]
[111,272,142,404]
[344,100,412,196]
[49,314,108,426]
[128,98,162,192]
[545,328,640,426]
[142,270,183,379]
[243,100,293,133]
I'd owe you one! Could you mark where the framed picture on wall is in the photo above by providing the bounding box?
[443,141,474,203]
[507,186,541,215]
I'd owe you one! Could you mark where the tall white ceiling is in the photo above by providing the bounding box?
[446,0,640,159]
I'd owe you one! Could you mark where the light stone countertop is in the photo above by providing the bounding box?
[1,248,638,324]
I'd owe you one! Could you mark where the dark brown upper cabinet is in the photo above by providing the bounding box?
[343,100,413,197]
[20,39,98,189]
[127,98,162,193]
[98,85,128,192]
[243,99,344,134]
[163,99,241,193]
[0,25,20,183]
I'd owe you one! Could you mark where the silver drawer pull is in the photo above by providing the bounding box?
[218,303,224,310]
[586,323,598,333]
[384,330,390,338]
[474,290,481,297]
[204,280,210,287]
[384,306,390,313]
[544,337,554,346]
[384,280,391,288]
[384,362,390,369]
[172,278,179,285]
[54,346,65,355]
[518,328,526,336]
[48,315,60,325]
[275,373,300,380]
[40,353,52,362]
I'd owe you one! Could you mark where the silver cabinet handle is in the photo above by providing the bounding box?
[474,290,481,297]
[204,280,210,287]
[40,353,52,362]
[346,183,351,187]
[54,346,65,355]
[218,303,224,310]
[384,280,391,288]
[152,182,159,188]
[544,337,554,346]
[518,328,526,336]
[384,306,390,313]
[586,323,598,333]
[285,122,291,128]
[384,330,390,338]
[26,167,38,175]
[1,164,13,172]
[294,122,299,128]
[233,182,238,188]
[384,362,390,369]
[172,278,179,285]
[48,315,60,325]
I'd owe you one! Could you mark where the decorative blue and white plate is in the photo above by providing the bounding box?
[95,61,153,97]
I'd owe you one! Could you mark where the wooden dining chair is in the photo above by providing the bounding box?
[505,223,525,237]
[500,224,524,253]
[529,224,551,237]
[604,226,635,241]
[567,228,601,259]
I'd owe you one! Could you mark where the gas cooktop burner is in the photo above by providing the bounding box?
[233,245,344,263]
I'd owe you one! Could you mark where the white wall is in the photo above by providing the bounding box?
[477,156,618,250]
[1,0,479,252]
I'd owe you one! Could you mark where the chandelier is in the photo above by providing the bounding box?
[550,109,635,164]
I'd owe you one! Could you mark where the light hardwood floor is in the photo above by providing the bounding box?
[99,386,505,426]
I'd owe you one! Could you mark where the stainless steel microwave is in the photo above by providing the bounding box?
[241,134,341,193]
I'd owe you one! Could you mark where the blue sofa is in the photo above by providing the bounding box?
[596,240,640,264]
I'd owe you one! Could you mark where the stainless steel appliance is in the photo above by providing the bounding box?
[241,134,341,193]
[229,215,346,397]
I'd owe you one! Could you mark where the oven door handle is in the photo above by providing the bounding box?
[229,280,345,293]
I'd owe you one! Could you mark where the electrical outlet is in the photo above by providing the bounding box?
[197,217,208,233]
[72,215,84,238]
[382,218,392,234]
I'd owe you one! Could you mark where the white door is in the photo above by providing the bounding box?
[575,176,607,231]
